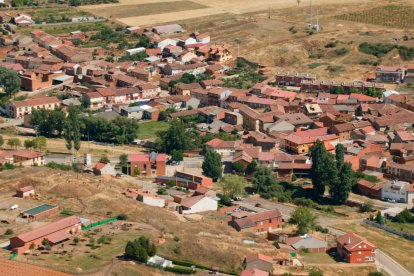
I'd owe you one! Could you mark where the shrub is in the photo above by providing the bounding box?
[360,201,375,213]
[5,228,13,235]
[325,41,338,48]
[309,53,324,59]
[333,48,349,56]
[117,214,127,220]
[166,265,195,274]
[327,65,344,73]
[315,225,329,233]
[288,26,297,34]
[46,162,72,171]
[293,197,318,208]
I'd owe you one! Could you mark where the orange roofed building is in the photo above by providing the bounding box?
[336,232,376,263]
[9,216,82,254]
[128,152,166,176]
[7,96,60,118]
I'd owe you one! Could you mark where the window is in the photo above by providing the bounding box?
[358,251,361,254]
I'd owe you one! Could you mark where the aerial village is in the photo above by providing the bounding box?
[1,2,414,276]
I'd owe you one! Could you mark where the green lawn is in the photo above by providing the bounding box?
[138,121,170,140]
[385,220,414,235]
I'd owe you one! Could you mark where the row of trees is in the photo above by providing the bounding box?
[311,141,355,204]
[30,106,139,147]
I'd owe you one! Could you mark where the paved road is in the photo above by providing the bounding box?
[0,118,23,129]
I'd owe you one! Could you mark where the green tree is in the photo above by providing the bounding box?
[170,149,184,162]
[64,105,81,152]
[289,206,317,235]
[245,159,258,175]
[32,136,47,151]
[202,151,222,181]
[311,140,337,201]
[393,209,414,223]
[24,139,34,149]
[7,138,21,149]
[330,159,354,205]
[0,135,4,147]
[157,119,198,153]
[99,156,110,164]
[335,144,345,170]
[232,162,245,174]
[0,67,21,96]
[252,166,277,194]
[119,153,129,174]
[219,174,246,198]
[375,210,384,225]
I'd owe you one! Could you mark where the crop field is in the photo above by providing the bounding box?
[335,5,414,28]
[83,1,208,19]
[81,0,364,26]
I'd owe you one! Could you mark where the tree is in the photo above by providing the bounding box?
[7,138,21,149]
[73,237,80,245]
[32,136,47,151]
[0,67,21,96]
[157,119,198,153]
[64,105,81,152]
[170,149,184,162]
[360,201,375,213]
[124,235,156,262]
[245,159,258,175]
[219,174,246,198]
[393,209,414,223]
[335,144,345,170]
[311,140,337,201]
[5,228,13,235]
[308,270,324,276]
[29,243,35,250]
[24,139,34,149]
[69,0,81,6]
[232,162,245,174]
[0,135,4,147]
[329,162,353,204]
[119,153,129,174]
[99,156,110,164]
[368,272,385,276]
[375,210,384,225]
[133,167,140,176]
[202,150,222,181]
[289,206,317,235]
[252,166,277,194]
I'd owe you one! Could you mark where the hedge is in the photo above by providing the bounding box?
[171,259,237,275]
[165,265,195,274]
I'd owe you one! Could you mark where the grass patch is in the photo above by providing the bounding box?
[308,63,325,69]
[385,220,414,235]
[138,121,170,140]
[33,22,110,35]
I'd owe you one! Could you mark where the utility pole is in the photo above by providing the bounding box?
[314,9,319,32]
[268,7,271,19]
[308,0,313,29]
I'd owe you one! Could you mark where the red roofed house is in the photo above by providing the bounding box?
[9,216,82,254]
[337,232,376,263]
[13,13,34,27]
[128,152,166,176]
[177,195,218,214]
[284,128,338,154]
[205,138,242,156]
[93,162,116,176]
[7,96,60,118]
[242,254,274,272]
[241,268,269,276]
[13,150,45,166]
[16,185,35,198]
[231,209,282,233]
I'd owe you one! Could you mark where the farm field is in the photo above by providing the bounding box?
[335,5,414,28]
[84,1,208,19]
[80,0,366,26]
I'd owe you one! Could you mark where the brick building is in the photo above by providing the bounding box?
[336,232,376,264]
[231,209,282,233]
[128,152,166,176]
[10,216,82,253]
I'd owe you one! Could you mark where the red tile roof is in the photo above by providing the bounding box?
[14,216,81,243]
[12,96,60,108]
[0,258,72,276]
[337,232,376,251]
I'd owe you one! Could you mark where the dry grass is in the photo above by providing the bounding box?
[83,1,207,19]
[0,167,276,274]
[335,222,414,273]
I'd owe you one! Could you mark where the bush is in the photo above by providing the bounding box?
[293,198,318,208]
[325,41,338,48]
[360,201,375,213]
[61,209,75,216]
[5,228,13,235]
[327,65,344,73]
[309,53,324,59]
[165,265,196,274]
[46,162,72,171]
[333,47,349,56]
[117,214,127,220]
[315,225,329,233]
[288,26,297,34]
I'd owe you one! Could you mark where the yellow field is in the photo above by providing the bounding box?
[81,0,367,26]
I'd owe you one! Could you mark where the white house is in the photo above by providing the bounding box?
[126,47,146,57]
[196,34,210,44]
[147,255,173,268]
[179,195,218,214]
[93,162,117,176]
[154,38,177,50]
[177,36,197,47]
[381,180,414,203]
[137,191,166,208]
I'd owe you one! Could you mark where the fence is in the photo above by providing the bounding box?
[82,217,118,230]
[9,253,18,260]
[364,219,414,241]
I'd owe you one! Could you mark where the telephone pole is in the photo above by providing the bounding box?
[308,0,313,29]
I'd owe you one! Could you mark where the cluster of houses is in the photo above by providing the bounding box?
[241,231,377,275]
[0,149,44,167]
